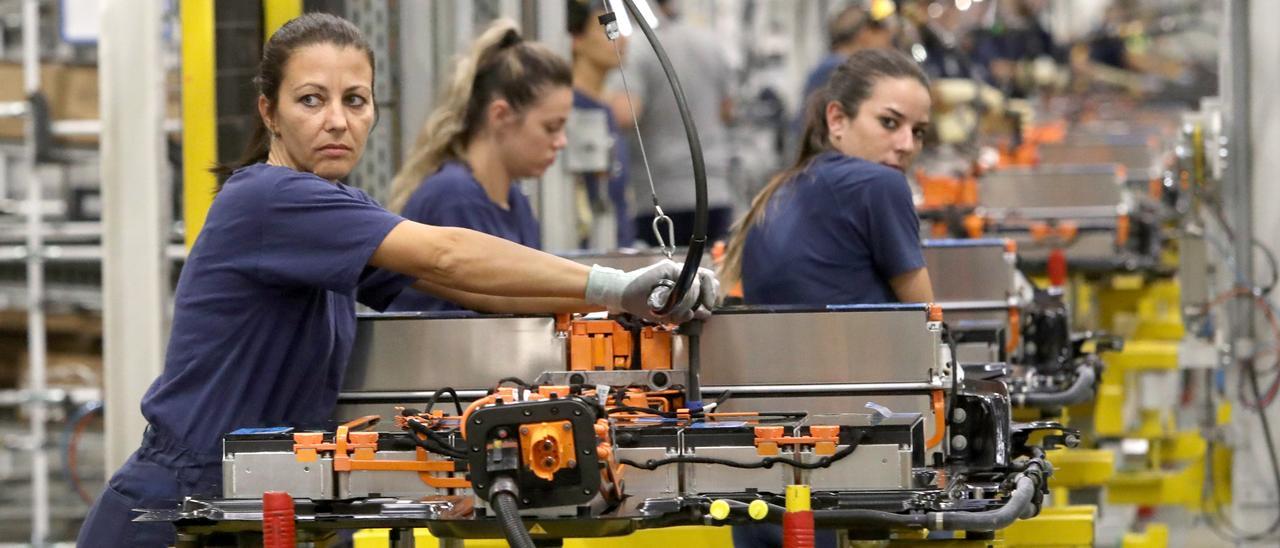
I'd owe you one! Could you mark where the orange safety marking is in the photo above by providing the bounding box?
[928,303,944,323]
[1055,221,1079,243]
[926,390,946,449]
[963,214,986,238]
[1029,222,1052,242]
[1116,214,1131,247]
[1006,307,1021,356]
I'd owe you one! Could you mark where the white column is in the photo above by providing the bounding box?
[21,0,46,543]
[531,0,577,251]
[99,0,170,474]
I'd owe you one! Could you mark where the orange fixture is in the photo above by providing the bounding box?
[963,214,986,238]
[753,425,842,457]
[927,303,944,323]
[519,420,578,482]
[564,318,672,371]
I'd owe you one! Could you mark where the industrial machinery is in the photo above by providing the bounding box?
[141,306,1075,546]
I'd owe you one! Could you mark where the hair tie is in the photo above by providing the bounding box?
[498,29,523,49]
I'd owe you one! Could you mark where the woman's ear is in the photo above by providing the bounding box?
[825,100,849,143]
[487,98,516,129]
[258,95,278,137]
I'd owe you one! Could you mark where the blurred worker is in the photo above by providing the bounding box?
[567,0,634,248]
[722,48,934,309]
[78,14,717,546]
[612,0,736,247]
[800,1,899,110]
[384,20,572,312]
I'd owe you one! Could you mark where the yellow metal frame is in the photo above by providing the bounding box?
[263,0,302,37]
[1002,505,1095,547]
[1120,523,1168,548]
[180,0,217,249]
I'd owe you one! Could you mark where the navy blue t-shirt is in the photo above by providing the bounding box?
[573,89,634,247]
[141,164,414,463]
[387,161,541,312]
[741,152,925,306]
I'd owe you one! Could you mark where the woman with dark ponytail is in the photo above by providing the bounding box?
[78,13,716,546]
[721,48,934,309]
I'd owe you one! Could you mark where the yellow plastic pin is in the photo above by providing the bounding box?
[709,499,731,520]
[748,500,770,520]
[785,485,811,512]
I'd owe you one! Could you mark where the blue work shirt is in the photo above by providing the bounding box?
[387,161,541,312]
[140,163,413,463]
[573,89,634,247]
[741,151,925,305]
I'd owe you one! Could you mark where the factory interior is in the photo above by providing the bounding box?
[2,0,1279,546]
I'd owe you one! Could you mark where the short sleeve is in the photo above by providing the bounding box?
[864,173,926,278]
[356,266,414,311]
[256,173,407,293]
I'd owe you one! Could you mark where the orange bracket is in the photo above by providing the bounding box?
[926,390,946,449]
[753,425,842,456]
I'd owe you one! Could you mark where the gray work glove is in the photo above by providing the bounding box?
[585,260,720,324]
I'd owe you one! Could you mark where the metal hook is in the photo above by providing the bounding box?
[651,206,675,259]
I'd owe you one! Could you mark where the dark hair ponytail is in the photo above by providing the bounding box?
[720,48,928,289]
[210,13,374,187]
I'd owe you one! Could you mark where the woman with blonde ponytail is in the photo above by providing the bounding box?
[387,20,576,312]
[720,48,935,311]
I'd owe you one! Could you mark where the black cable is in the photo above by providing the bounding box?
[404,419,468,459]
[1254,238,1280,296]
[620,434,864,470]
[496,377,533,390]
[618,0,707,315]
[425,387,464,416]
[492,491,536,548]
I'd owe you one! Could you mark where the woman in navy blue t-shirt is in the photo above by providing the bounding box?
[386,20,571,311]
[78,14,716,547]
[722,47,935,548]
[722,48,935,308]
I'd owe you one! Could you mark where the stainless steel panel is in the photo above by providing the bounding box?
[923,243,1016,303]
[1014,232,1117,265]
[223,453,333,499]
[696,310,942,386]
[806,444,912,490]
[685,446,787,494]
[345,315,564,392]
[614,447,680,499]
[1037,144,1159,179]
[339,450,450,498]
[718,394,939,453]
[979,166,1124,209]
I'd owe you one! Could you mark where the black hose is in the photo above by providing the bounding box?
[492,491,535,548]
[425,387,464,416]
[1017,365,1097,408]
[934,475,1037,530]
[620,0,707,315]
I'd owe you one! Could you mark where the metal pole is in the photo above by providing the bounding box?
[21,0,47,543]
[1226,0,1253,340]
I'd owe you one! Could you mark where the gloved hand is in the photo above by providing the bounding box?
[585,260,720,323]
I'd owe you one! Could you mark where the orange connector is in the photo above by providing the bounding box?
[564,318,672,371]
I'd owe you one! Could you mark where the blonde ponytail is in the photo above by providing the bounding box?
[389,19,571,213]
